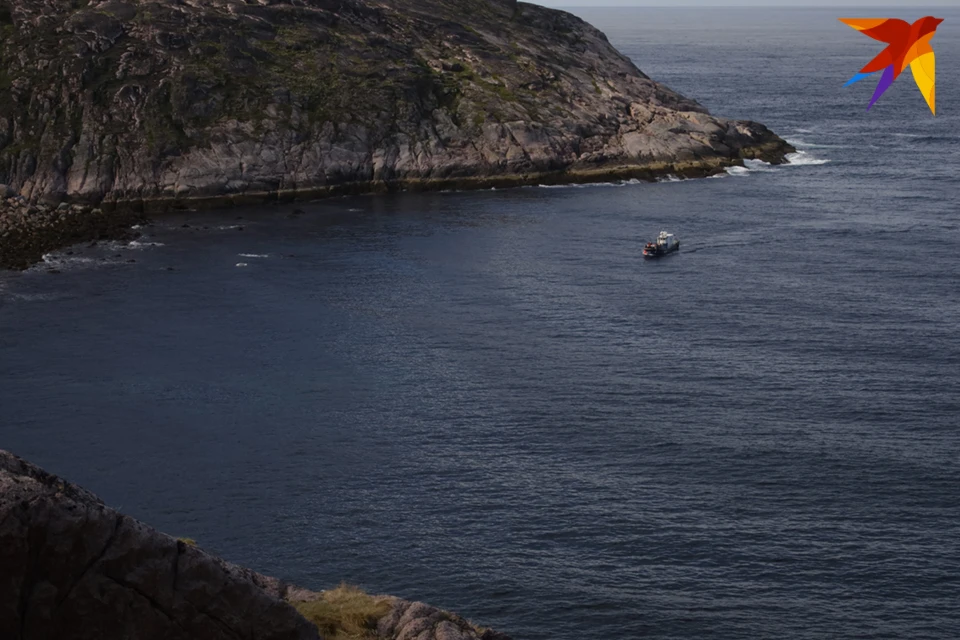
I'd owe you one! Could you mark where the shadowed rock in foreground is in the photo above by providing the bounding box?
[0,0,791,211]
[0,449,511,640]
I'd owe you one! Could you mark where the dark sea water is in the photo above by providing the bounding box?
[2,7,959,639]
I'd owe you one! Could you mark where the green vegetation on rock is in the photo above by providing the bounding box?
[294,585,392,640]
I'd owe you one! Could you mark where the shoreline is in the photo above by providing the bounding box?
[101,145,790,214]
[1,143,792,271]
[0,201,145,271]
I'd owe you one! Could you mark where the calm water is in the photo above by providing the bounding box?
[2,8,959,639]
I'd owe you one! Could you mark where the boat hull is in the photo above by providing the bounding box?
[643,243,680,259]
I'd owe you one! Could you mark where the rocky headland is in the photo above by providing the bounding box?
[0,449,512,640]
[0,0,793,268]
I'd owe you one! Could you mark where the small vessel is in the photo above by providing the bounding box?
[643,231,680,259]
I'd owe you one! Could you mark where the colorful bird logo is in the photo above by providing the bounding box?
[840,17,943,115]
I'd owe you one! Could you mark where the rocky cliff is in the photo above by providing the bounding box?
[0,449,511,640]
[0,0,792,210]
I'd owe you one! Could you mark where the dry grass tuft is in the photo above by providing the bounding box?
[294,583,392,640]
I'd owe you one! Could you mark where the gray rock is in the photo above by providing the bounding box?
[376,598,510,640]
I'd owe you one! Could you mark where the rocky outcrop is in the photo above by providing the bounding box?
[0,194,143,269]
[377,600,512,640]
[0,0,792,212]
[0,449,512,640]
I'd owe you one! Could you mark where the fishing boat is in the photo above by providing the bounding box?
[643,231,680,259]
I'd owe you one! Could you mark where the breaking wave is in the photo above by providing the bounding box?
[724,165,752,177]
[126,240,165,249]
[535,179,644,190]
[725,159,776,176]
[29,253,108,273]
[786,150,831,166]
[724,149,830,176]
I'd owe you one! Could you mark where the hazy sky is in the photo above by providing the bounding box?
[534,1,960,6]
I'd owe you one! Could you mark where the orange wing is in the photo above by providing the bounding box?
[839,18,911,44]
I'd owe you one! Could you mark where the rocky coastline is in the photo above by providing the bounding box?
[0,192,144,270]
[0,146,791,271]
[0,448,511,640]
[0,0,794,269]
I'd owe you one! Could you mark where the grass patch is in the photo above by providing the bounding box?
[177,537,197,546]
[471,72,521,104]
[294,584,392,640]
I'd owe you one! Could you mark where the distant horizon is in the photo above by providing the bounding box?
[532,1,960,7]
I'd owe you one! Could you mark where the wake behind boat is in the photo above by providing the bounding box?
[643,231,680,258]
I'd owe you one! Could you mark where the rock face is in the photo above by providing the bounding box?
[0,0,792,210]
[0,449,512,640]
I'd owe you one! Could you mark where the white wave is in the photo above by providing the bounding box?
[127,240,165,249]
[348,208,363,212]
[218,225,242,230]
[28,252,105,272]
[658,175,683,183]
[744,159,777,172]
[725,159,777,177]
[786,151,831,166]
[42,253,97,265]
[794,128,815,134]
[238,253,268,258]
[236,262,249,267]
[101,240,133,251]
[725,165,752,177]
[536,179,642,190]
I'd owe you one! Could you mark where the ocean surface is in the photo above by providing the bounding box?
[2,7,959,639]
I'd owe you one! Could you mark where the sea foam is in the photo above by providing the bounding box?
[786,151,830,166]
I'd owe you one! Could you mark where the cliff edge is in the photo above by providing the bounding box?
[0,449,511,640]
[0,0,792,209]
